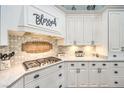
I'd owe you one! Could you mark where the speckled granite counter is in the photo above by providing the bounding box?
[62,57,124,62]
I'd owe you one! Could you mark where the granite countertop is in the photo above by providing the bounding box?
[62,56,124,62]
[0,57,124,88]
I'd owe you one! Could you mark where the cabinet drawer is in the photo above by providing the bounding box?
[111,62,124,68]
[68,62,78,69]
[78,62,88,68]
[24,63,64,84]
[56,63,64,70]
[57,81,65,88]
[111,78,124,87]
[24,69,48,84]
[111,68,124,77]
[99,63,109,68]
[57,70,64,80]
[89,63,99,68]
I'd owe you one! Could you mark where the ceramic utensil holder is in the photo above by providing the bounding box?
[0,60,11,71]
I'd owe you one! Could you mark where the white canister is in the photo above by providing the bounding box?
[0,60,11,71]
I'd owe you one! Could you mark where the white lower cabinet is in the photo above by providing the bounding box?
[89,68,99,87]
[67,62,89,88]
[67,69,77,87]
[25,71,62,88]
[67,62,111,88]
[77,68,89,87]
[89,63,110,87]
[110,62,124,87]
[8,62,124,88]
[100,68,111,87]
[24,63,64,88]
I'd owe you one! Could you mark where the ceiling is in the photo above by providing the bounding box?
[61,5,105,11]
[56,5,106,13]
[56,5,124,13]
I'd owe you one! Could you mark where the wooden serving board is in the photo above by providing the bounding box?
[22,41,53,53]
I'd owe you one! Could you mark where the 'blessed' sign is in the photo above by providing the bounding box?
[27,6,58,31]
[33,13,57,27]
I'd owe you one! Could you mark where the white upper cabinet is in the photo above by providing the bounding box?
[66,16,75,45]
[74,15,84,45]
[83,15,94,45]
[0,6,8,46]
[66,14,101,45]
[109,11,124,52]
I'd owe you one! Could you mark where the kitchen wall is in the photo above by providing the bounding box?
[0,32,58,66]
[58,45,107,58]
[0,32,108,67]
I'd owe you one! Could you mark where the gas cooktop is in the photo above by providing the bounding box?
[23,57,61,70]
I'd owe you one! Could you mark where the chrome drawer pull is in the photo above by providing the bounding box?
[97,68,102,73]
[34,74,39,79]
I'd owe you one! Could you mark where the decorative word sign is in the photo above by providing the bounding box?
[33,13,57,27]
[27,6,58,31]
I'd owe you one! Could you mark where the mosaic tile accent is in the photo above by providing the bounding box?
[0,32,58,66]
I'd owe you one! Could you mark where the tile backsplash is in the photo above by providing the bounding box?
[0,31,108,67]
[58,45,96,57]
[0,32,58,66]
[57,45,107,58]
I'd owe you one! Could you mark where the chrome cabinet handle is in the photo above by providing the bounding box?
[91,41,95,45]
[121,47,124,51]
[98,68,101,73]
[76,68,80,73]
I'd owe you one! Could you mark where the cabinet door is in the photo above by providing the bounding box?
[25,72,58,88]
[120,12,124,50]
[89,69,99,87]
[74,15,84,45]
[77,68,88,87]
[100,68,110,87]
[109,12,121,52]
[67,69,77,87]
[66,16,75,45]
[111,78,124,87]
[83,15,94,45]
[0,6,8,45]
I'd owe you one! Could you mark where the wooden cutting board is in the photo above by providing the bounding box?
[22,41,53,53]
